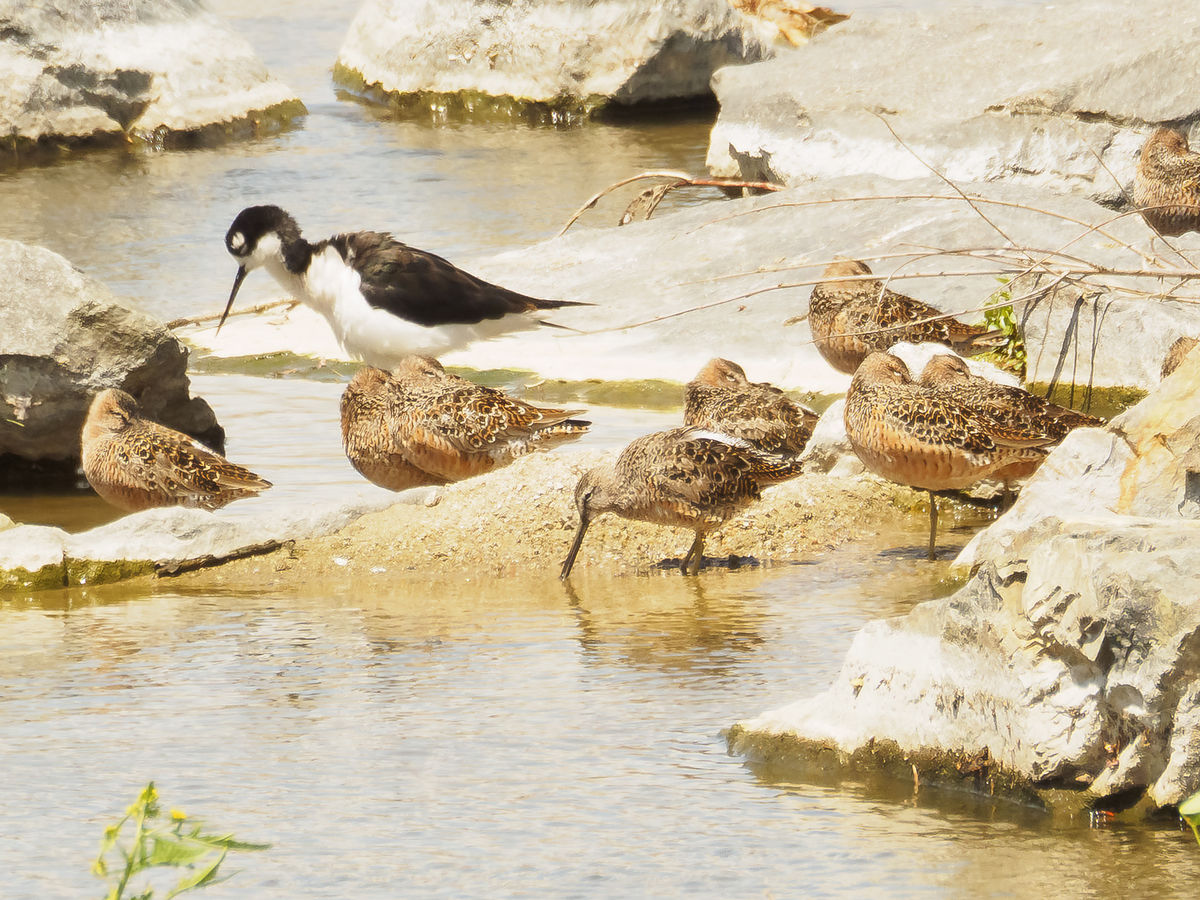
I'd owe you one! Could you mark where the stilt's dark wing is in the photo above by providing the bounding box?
[324,231,585,327]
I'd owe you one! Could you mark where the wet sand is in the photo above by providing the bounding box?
[157,448,973,591]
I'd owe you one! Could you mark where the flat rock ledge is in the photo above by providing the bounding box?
[0,0,304,161]
[334,0,776,123]
[707,0,1200,203]
[729,352,1200,819]
[0,240,222,487]
[188,174,1200,396]
[0,492,399,593]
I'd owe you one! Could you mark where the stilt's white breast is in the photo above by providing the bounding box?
[289,245,539,367]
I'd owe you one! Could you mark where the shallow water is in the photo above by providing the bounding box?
[4,530,1200,898]
[1,2,1191,897]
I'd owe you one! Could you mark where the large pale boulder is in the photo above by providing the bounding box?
[0,240,222,486]
[335,0,776,120]
[729,353,1200,814]
[0,0,303,153]
[707,0,1200,203]
[189,173,1197,394]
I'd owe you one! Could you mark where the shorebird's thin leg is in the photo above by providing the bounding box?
[683,531,705,576]
[927,491,938,561]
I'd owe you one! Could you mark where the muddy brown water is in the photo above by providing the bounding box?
[2,1,1199,896]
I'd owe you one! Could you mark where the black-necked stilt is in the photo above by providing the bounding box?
[220,205,587,365]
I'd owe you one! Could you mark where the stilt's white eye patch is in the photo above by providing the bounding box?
[228,231,246,253]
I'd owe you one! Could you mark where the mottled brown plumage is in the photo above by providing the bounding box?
[81,389,271,512]
[341,357,590,491]
[919,355,1104,442]
[560,426,804,577]
[807,258,1004,374]
[1134,128,1200,237]
[844,353,1055,558]
[1161,335,1199,380]
[683,358,819,457]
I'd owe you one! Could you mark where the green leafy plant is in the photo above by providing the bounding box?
[93,782,269,899]
[1180,789,1200,846]
[978,276,1027,379]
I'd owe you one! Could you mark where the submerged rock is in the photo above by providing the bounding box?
[731,353,1200,814]
[707,0,1200,202]
[335,0,777,122]
[0,240,222,487]
[0,0,304,158]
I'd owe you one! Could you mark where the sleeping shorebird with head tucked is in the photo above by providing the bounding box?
[220,205,588,366]
[918,354,1104,439]
[560,426,804,578]
[81,389,271,512]
[340,356,590,491]
[807,258,1004,375]
[1134,128,1200,237]
[683,357,819,457]
[844,352,1057,560]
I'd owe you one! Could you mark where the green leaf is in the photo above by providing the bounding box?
[1180,789,1200,819]
[145,835,213,867]
[164,850,228,899]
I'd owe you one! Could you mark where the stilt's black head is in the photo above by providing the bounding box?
[225,205,301,262]
[218,205,306,334]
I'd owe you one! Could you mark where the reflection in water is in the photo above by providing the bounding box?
[5,529,1200,896]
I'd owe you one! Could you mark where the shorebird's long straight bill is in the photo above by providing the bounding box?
[216,265,249,334]
[560,515,591,580]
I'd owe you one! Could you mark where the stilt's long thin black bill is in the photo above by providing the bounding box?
[560,516,590,580]
[216,266,248,335]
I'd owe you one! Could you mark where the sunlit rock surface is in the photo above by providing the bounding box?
[335,0,776,118]
[731,356,1200,813]
[707,0,1200,202]
[0,240,222,485]
[0,0,303,150]
[186,173,1200,394]
[0,492,401,591]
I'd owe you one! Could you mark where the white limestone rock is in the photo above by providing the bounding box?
[731,352,1200,813]
[707,0,1200,204]
[0,0,302,147]
[336,0,775,115]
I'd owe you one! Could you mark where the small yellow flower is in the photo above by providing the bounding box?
[169,808,187,821]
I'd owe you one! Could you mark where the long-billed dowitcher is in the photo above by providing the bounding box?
[560,426,804,578]
[1161,335,1199,379]
[81,389,271,512]
[221,205,588,365]
[1133,128,1200,237]
[341,356,590,491]
[919,354,1104,440]
[844,353,1055,559]
[683,358,819,457]
[807,258,1004,375]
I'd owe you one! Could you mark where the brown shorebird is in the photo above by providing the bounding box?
[560,426,804,578]
[340,356,590,491]
[81,389,271,512]
[844,353,1056,559]
[919,354,1104,440]
[1134,128,1200,237]
[683,358,819,457]
[1161,335,1199,379]
[807,258,1004,375]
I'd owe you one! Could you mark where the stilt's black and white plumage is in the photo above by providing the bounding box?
[220,205,587,365]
